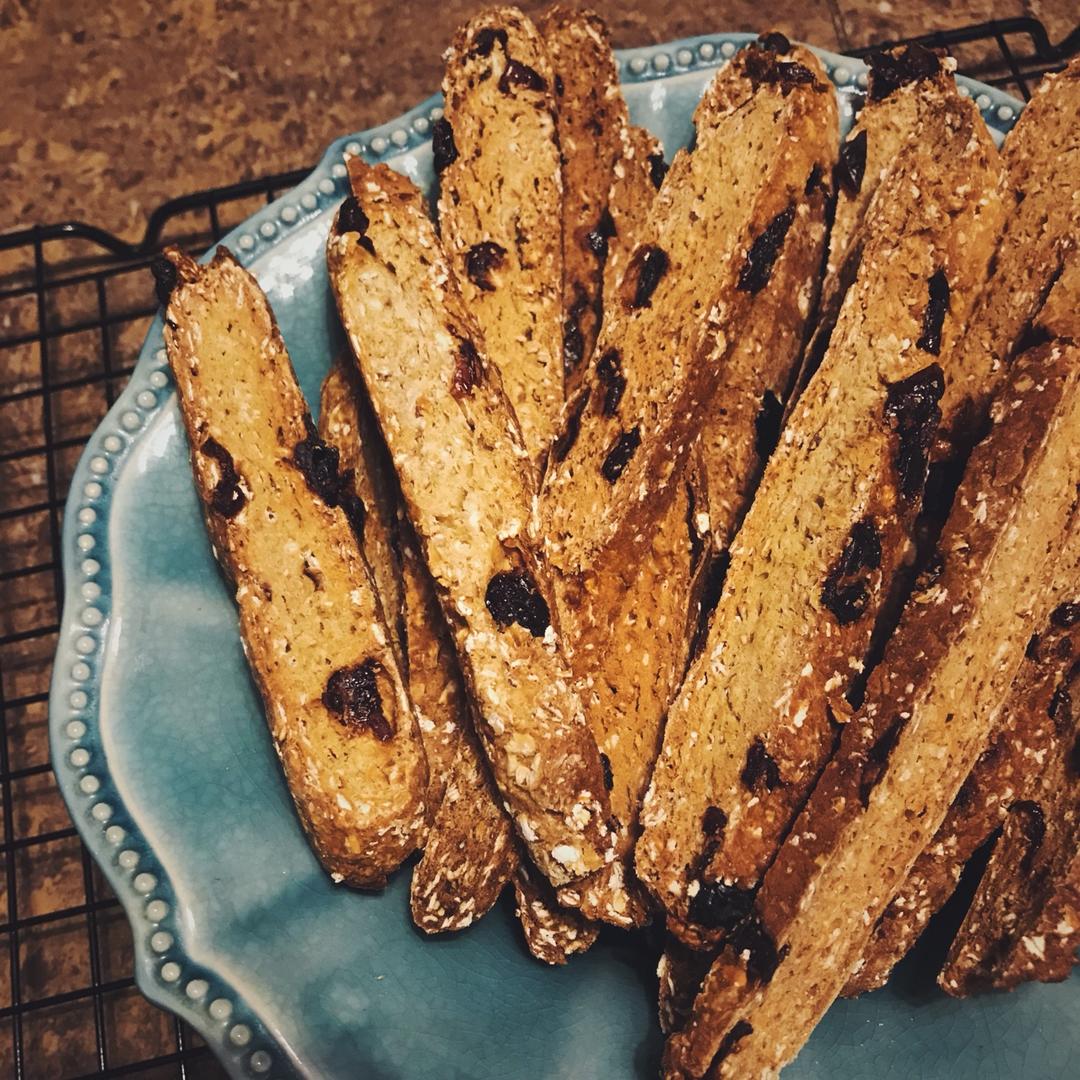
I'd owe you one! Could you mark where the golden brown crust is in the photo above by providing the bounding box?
[514,859,600,964]
[161,246,428,888]
[438,6,564,461]
[539,5,627,393]
[541,40,839,578]
[637,90,1007,945]
[328,160,613,886]
[665,339,1080,1078]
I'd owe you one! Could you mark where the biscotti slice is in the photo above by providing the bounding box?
[541,36,838,578]
[553,480,697,927]
[939,57,1079,447]
[319,360,406,665]
[514,860,600,964]
[637,93,1007,946]
[846,563,1080,994]
[790,46,955,408]
[695,150,831,553]
[940,658,1080,993]
[663,340,1080,1079]
[411,732,519,932]
[437,6,563,461]
[328,159,613,886]
[539,5,627,391]
[156,247,428,888]
[601,123,666,321]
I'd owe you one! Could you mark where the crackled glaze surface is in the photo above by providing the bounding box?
[50,34,1062,1080]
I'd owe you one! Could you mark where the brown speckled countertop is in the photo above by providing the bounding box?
[1,0,1075,240]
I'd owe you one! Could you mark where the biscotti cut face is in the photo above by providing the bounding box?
[158,247,428,888]
[940,658,1080,995]
[328,160,612,886]
[539,5,627,392]
[601,124,666,323]
[437,6,563,462]
[664,340,1080,1080]
[846,566,1080,995]
[514,860,599,965]
[540,38,839,578]
[319,361,406,669]
[940,57,1080,448]
[792,47,955,409]
[553,480,697,927]
[637,93,1007,946]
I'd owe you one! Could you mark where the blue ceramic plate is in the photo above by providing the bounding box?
[52,32,1060,1080]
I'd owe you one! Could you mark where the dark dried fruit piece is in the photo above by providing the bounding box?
[753,390,784,462]
[728,915,781,985]
[293,416,345,505]
[713,1021,754,1067]
[884,363,945,499]
[916,269,950,355]
[1048,682,1072,735]
[470,26,508,57]
[336,196,375,254]
[1051,602,1080,629]
[821,518,882,624]
[451,339,484,399]
[867,44,940,102]
[151,255,178,308]
[626,245,670,309]
[200,437,247,518]
[432,119,458,173]
[837,129,868,196]
[552,388,591,463]
[485,569,551,637]
[586,208,616,261]
[858,716,905,807]
[702,805,728,837]
[822,577,871,624]
[837,519,883,577]
[738,205,795,294]
[648,152,668,189]
[323,659,393,741]
[745,48,818,95]
[688,879,755,930]
[498,59,547,94]
[1014,800,1047,874]
[600,425,640,483]
[600,753,614,791]
[741,738,783,792]
[758,31,791,54]
[465,241,508,292]
[562,286,590,375]
[596,348,626,417]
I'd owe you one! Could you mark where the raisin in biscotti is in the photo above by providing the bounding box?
[156,247,427,888]
[636,91,1007,947]
[664,338,1080,1080]
[540,38,838,578]
[601,123,666,319]
[319,360,406,667]
[514,860,600,964]
[328,160,612,886]
[553,481,697,927]
[539,5,626,391]
[940,655,1080,994]
[790,46,954,409]
[437,6,563,461]
[939,57,1079,447]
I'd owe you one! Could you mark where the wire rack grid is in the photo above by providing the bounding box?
[0,16,1076,1080]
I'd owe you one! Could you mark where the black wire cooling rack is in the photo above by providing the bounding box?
[0,16,1076,1080]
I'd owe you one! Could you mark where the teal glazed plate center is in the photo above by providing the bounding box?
[51,32,1067,1080]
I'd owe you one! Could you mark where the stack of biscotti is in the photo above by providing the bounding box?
[156,248,429,888]
[664,323,1080,1079]
[843,66,1080,994]
[437,7,565,462]
[328,159,613,889]
[637,78,1007,948]
[318,361,519,933]
[540,36,839,578]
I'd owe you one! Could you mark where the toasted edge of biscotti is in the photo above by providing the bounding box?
[158,246,428,888]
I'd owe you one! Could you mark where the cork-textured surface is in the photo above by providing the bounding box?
[0,2,1076,1078]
